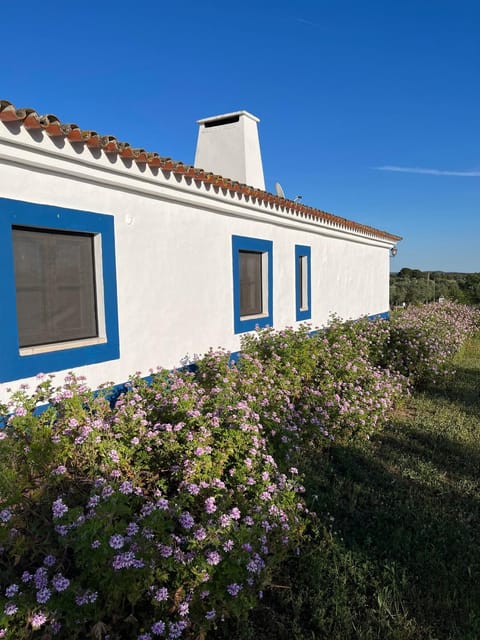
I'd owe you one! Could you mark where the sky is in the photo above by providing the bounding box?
[1,0,480,272]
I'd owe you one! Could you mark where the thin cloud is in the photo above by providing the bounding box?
[376,165,480,177]
[296,17,322,27]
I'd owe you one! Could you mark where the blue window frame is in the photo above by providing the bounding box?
[0,198,120,383]
[295,244,311,321]
[232,235,273,334]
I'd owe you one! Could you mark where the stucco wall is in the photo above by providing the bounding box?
[0,125,392,398]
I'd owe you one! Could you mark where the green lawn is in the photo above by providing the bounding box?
[215,334,480,640]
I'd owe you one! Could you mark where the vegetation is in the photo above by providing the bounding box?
[216,331,480,640]
[1,303,479,639]
[390,268,480,306]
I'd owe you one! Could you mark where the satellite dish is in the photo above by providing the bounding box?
[274,181,286,198]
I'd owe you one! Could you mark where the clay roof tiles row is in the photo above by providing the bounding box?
[0,100,401,242]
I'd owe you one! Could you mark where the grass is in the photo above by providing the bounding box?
[214,334,480,640]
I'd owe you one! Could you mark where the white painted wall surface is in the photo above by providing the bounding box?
[0,125,393,399]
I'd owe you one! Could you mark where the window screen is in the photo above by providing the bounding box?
[239,250,263,317]
[13,227,98,348]
[299,254,309,310]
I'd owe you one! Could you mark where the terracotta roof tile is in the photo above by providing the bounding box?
[0,99,401,243]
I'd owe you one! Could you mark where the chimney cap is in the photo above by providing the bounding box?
[196,110,260,126]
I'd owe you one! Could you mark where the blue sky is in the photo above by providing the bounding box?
[2,0,479,271]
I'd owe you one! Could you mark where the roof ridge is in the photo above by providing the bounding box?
[0,100,402,243]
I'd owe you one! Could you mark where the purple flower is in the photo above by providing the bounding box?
[154,587,168,602]
[227,583,243,596]
[54,524,70,536]
[193,527,207,541]
[109,449,120,463]
[151,620,166,635]
[0,509,12,522]
[31,612,47,629]
[51,465,67,476]
[87,495,100,509]
[126,522,139,536]
[36,587,51,604]
[168,621,187,639]
[4,602,18,615]
[204,497,216,514]
[75,590,98,606]
[5,584,18,598]
[179,512,195,530]
[112,551,144,570]
[186,483,199,495]
[219,514,231,527]
[52,498,68,519]
[247,553,266,574]
[206,550,221,566]
[109,534,125,549]
[138,634,152,640]
[52,574,70,592]
[102,485,114,498]
[156,497,169,510]
[120,481,134,494]
[230,507,241,520]
[34,568,48,589]
[44,554,56,567]
[205,609,216,620]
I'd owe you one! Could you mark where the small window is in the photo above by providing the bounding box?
[13,227,98,348]
[295,245,311,321]
[298,255,309,311]
[239,250,263,316]
[232,235,273,333]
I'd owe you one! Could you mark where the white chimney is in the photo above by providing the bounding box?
[194,111,265,190]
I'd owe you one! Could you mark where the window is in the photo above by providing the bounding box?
[0,198,120,382]
[13,228,98,348]
[232,235,273,333]
[239,250,263,317]
[295,245,311,321]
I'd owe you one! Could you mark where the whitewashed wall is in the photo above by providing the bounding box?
[0,125,393,399]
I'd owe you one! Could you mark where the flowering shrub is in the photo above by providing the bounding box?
[241,320,406,444]
[386,302,480,386]
[0,373,305,639]
[194,348,303,469]
[1,302,477,639]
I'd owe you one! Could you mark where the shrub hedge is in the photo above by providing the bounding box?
[0,302,478,639]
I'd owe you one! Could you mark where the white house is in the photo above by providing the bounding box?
[0,100,401,398]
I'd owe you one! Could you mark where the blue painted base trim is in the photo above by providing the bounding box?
[368,311,390,321]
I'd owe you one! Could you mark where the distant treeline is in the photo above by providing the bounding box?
[390,269,480,306]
